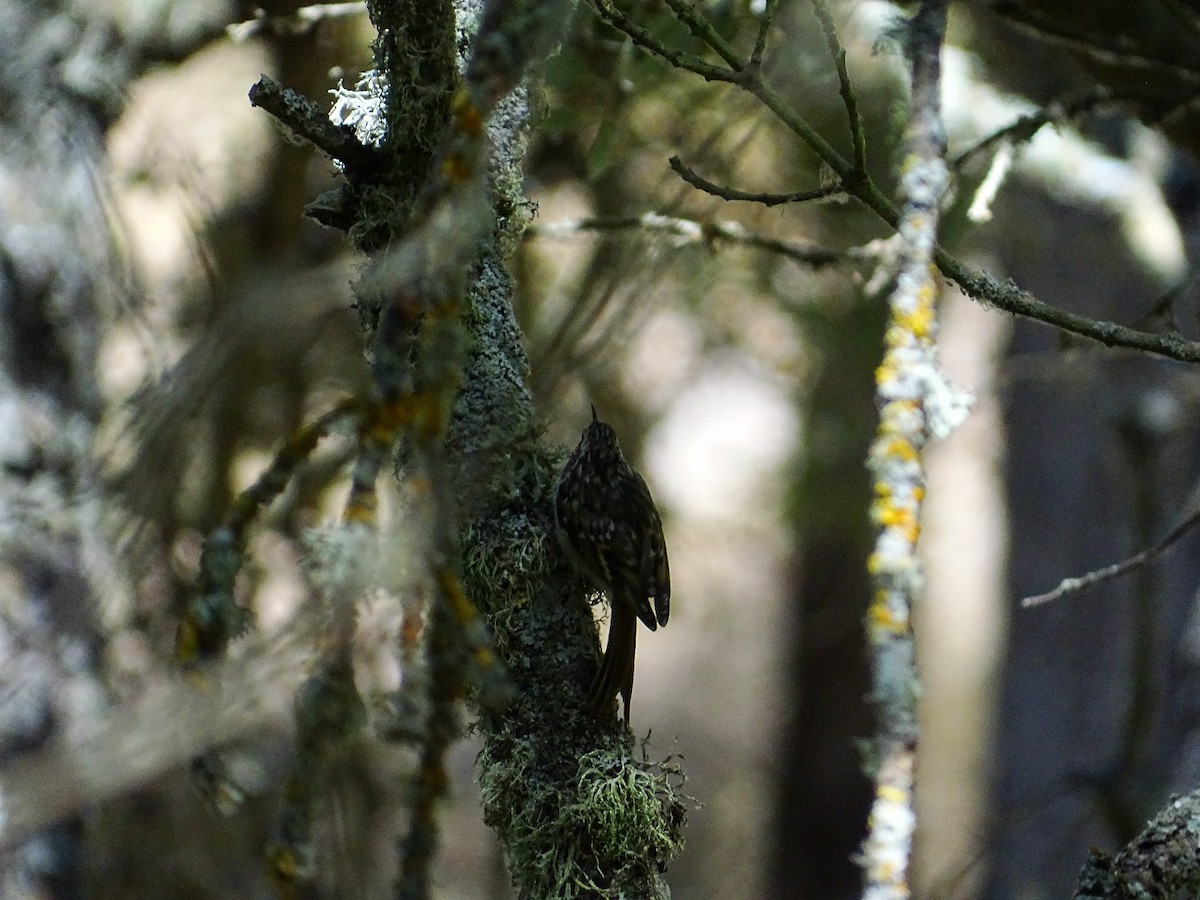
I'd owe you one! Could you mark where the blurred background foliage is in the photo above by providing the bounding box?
[5,0,1200,898]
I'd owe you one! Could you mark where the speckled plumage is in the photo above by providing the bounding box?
[555,407,670,724]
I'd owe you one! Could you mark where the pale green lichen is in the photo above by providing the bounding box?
[479,736,685,899]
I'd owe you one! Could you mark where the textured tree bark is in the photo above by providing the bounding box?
[347,2,687,895]
[0,2,116,891]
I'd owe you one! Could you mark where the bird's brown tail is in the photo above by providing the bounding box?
[586,601,638,725]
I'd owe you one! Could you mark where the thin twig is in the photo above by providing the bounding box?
[1132,266,1200,333]
[592,0,739,83]
[750,0,780,67]
[1149,90,1200,131]
[600,6,1200,365]
[993,3,1200,82]
[670,155,843,205]
[663,0,745,71]
[707,220,845,266]
[951,88,1123,170]
[526,213,846,267]
[1022,500,1200,607]
[811,0,867,178]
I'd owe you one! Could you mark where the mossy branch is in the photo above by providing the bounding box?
[346,1,688,897]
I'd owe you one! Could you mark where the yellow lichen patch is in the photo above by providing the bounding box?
[175,620,199,665]
[873,503,908,529]
[917,277,938,305]
[895,301,934,339]
[437,568,476,625]
[401,609,424,647]
[889,398,922,418]
[268,845,301,885]
[412,390,450,443]
[876,415,900,438]
[879,434,919,463]
[868,551,884,575]
[868,599,908,635]
[874,499,919,543]
[365,396,411,441]
[875,358,897,386]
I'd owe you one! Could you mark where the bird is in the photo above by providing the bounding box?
[554,406,670,725]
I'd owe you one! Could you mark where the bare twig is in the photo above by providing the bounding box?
[750,0,780,67]
[1023,495,1200,608]
[663,0,745,71]
[527,212,847,267]
[592,0,739,84]
[670,155,843,205]
[992,3,1200,83]
[950,88,1121,170]
[811,0,867,178]
[599,3,1200,365]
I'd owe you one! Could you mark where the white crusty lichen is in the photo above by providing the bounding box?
[329,70,388,149]
[861,753,917,900]
[861,22,969,897]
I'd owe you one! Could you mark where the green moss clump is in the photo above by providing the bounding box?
[478,734,686,899]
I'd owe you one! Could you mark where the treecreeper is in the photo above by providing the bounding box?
[554,407,671,725]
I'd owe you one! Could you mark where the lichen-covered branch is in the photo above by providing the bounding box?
[329,1,686,897]
[176,401,358,666]
[1072,787,1200,898]
[249,75,388,174]
[861,4,960,899]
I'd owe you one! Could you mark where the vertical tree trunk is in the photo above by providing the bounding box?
[0,2,117,892]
